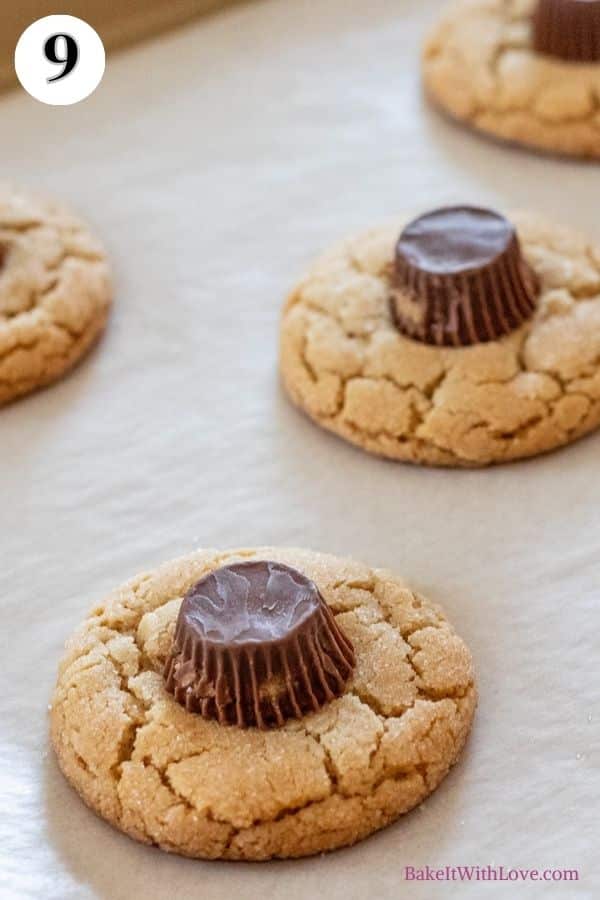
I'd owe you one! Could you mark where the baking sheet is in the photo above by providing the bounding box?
[0,1,598,898]
[0,0,244,94]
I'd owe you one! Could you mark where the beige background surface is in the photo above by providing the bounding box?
[0,1,598,898]
[0,0,242,93]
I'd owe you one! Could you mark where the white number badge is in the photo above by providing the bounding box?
[15,15,105,106]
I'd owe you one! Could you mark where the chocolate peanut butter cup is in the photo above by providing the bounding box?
[390,206,539,347]
[533,0,600,63]
[164,561,355,729]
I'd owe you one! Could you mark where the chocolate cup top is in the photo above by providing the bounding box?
[164,561,355,729]
[398,206,514,276]
[391,206,539,347]
[533,0,600,63]
[181,560,320,645]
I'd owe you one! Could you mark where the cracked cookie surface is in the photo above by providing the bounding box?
[50,546,476,860]
[279,213,600,466]
[423,0,600,159]
[0,185,111,406]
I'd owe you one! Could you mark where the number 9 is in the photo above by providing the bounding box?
[45,33,78,82]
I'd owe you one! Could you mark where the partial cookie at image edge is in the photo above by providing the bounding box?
[0,184,112,406]
[422,0,600,160]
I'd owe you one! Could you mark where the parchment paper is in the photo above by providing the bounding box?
[0,2,598,898]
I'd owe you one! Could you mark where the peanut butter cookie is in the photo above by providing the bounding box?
[423,0,600,159]
[280,209,600,466]
[0,184,111,405]
[50,547,476,860]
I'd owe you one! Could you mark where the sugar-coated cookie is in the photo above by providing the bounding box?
[0,185,111,405]
[423,0,600,159]
[51,547,476,860]
[280,209,600,466]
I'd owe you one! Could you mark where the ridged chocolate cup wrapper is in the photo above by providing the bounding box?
[533,0,600,63]
[390,206,539,347]
[164,561,355,729]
